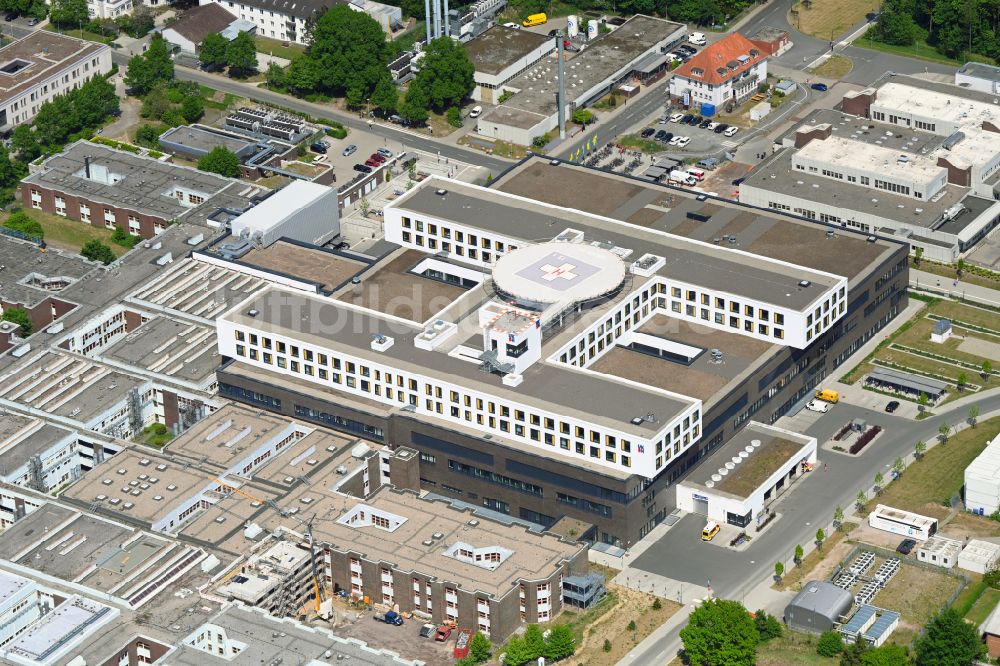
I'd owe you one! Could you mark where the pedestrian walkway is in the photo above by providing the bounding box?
[911,269,1000,308]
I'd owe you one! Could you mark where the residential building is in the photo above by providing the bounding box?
[0,32,111,131]
[198,0,400,44]
[668,32,767,111]
[162,3,256,54]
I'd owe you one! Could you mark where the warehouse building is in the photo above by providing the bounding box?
[229,181,340,247]
[965,432,1000,516]
[465,25,554,104]
[785,581,854,634]
[212,158,909,548]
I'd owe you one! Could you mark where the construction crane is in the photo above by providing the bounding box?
[213,477,325,615]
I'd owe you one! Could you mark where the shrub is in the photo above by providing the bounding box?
[446,106,462,127]
[816,630,843,657]
[81,239,116,265]
[849,425,882,454]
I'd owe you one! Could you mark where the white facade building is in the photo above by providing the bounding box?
[668,32,767,110]
[87,0,133,19]
[917,535,962,568]
[959,539,1000,574]
[231,181,340,247]
[966,433,1000,517]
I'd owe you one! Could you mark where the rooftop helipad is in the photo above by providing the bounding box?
[491,242,626,306]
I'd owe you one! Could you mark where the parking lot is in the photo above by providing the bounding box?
[326,608,453,666]
[310,128,409,184]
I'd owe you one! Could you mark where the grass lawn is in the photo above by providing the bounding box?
[620,134,664,154]
[777,522,858,591]
[809,55,853,79]
[0,210,123,258]
[872,564,962,646]
[915,260,1000,291]
[894,318,998,371]
[790,0,878,40]
[390,21,425,54]
[757,630,836,665]
[854,34,964,67]
[44,24,114,45]
[964,586,1000,626]
[866,417,1000,517]
[197,86,239,111]
[930,300,1000,334]
[254,36,306,61]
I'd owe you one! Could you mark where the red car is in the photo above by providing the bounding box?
[369,153,386,164]
[365,158,380,167]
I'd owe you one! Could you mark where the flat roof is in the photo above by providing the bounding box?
[495,158,896,283]
[0,420,73,474]
[795,134,947,183]
[465,25,552,76]
[866,367,949,395]
[0,32,107,104]
[398,177,841,310]
[128,257,270,321]
[4,595,117,663]
[22,140,263,225]
[685,422,814,498]
[239,240,367,293]
[102,315,217,385]
[0,233,96,310]
[966,433,1000,482]
[159,124,258,156]
[958,61,1000,82]
[231,180,334,235]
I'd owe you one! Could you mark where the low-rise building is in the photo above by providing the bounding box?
[958,539,1000,574]
[916,535,962,568]
[162,3,255,54]
[0,32,111,131]
[966,433,1000,517]
[981,601,1000,659]
[229,180,340,247]
[785,580,853,634]
[198,0,400,44]
[955,61,1000,94]
[668,32,768,112]
[465,25,554,104]
[749,26,791,57]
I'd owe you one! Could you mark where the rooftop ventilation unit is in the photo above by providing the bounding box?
[799,280,812,288]
[435,188,448,196]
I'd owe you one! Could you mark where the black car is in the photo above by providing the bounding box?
[654,130,669,141]
[811,82,829,92]
[885,400,900,413]
[310,142,327,154]
[896,538,917,555]
[678,44,697,54]
[680,114,694,124]
[691,116,704,125]
[731,177,745,186]
[714,123,729,134]
[641,127,656,138]
[699,119,712,128]
[548,29,559,36]
[4,11,17,20]
[662,132,673,142]
[671,51,690,62]
[353,163,373,173]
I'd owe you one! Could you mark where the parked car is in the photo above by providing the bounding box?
[671,51,690,62]
[435,626,453,642]
[342,144,358,157]
[810,82,829,92]
[669,113,684,123]
[680,114,694,124]
[4,11,17,20]
[503,21,520,29]
[713,123,729,134]
[374,611,404,626]
[419,624,436,638]
[641,127,656,138]
[365,158,380,167]
[668,135,683,146]
[707,122,719,131]
[678,44,698,54]
[885,400,900,413]
[333,241,350,250]
[805,399,829,413]
[698,119,711,128]
[662,132,674,143]
[654,130,669,141]
[369,153,386,164]
[675,136,691,147]
[377,148,394,159]
[731,177,746,186]
[691,115,704,125]
[26,16,37,25]
[896,538,917,555]
[353,163,372,173]
[724,126,739,137]
[688,32,707,45]
[469,105,483,118]
[310,142,327,154]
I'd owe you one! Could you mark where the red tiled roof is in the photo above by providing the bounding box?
[673,33,766,86]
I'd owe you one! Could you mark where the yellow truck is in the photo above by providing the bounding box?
[815,389,840,404]
[522,12,547,26]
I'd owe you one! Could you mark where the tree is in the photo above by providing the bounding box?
[543,624,575,661]
[411,36,474,112]
[126,36,174,96]
[371,76,398,116]
[502,636,531,666]
[652,597,662,611]
[303,5,390,99]
[861,644,909,666]
[627,619,637,631]
[794,544,804,565]
[49,0,87,27]
[873,0,917,45]
[939,422,951,442]
[984,360,993,380]
[602,639,612,653]
[197,146,241,177]
[679,598,759,666]
[914,246,923,266]
[833,506,845,530]
[774,561,784,579]
[3,210,42,239]
[118,4,154,37]
[915,439,927,459]
[572,108,594,125]
[1,307,32,337]
[918,392,930,409]
[469,632,491,662]
[815,528,825,548]
[522,625,545,661]
[0,144,19,191]
[969,405,980,427]
[754,610,782,641]
[447,106,462,127]
[874,471,885,493]
[856,489,868,510]
[956,258,966,276]
[265,62,287,90]
[399,81,430,124]
[914,607,985,665]
[199,32,229,71]
[957,372,968,390]
[180,95,204,123]
[892,457,905,477]
[135,124,162,148]
[841,639,869,666]
[81,239,115,264]
[817,630,844,657]
[226,31,258,77]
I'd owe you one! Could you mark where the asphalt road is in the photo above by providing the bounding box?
[108,52,512,174]
[625,392,1000,664]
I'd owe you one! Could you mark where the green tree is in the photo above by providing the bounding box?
[265,62,287,90]
[957,372,968,390]
[914,246,923,266]
[833,505,845,530]
[874,471,885,494]
[522,625,545,661]
[841,639,869,666]
[754,610,782,641]
[969,405,980,427]
[915,440,927,459]
[543,624,575,661]
[0,144,19,191]
[652,597,662,610]
[469,631,491,662]
[983,360,993,379]
[1,307,32,337]
[874,0,917,45]
[126,35,175,96]
[627,619,637,631]
[861,644,909,666]
[939,422,951,442]
[815,528,825,548]
[573,108,594,125]
[197,146,241,177]
[856,489,868,509]
[602,639,612,652]
[371,76,398,116]
[794,544,804,564]
[956,257,966,276]
[304,5,390,99]
[226,31,258,77]
[180,95,204,123]
[411,36,474,111]
[679,598,758,666]
[49,0,87,27]
[135,124,162,148]
[503,636,531,665]
[3,210,42,239]
[199,32,229,70]
[774,561,784,579]
[918,392,930,409]
[117,4,154,37]
[80,239,116,264]
[892,457,905,477]
[914,607,985,665]
[816,630,844,657]
[399,80,430,124]
[447,106,462,127]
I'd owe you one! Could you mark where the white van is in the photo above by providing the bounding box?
[686,167,706,181]
[689,32,707,45]
[469,105,483,118]
[669,170,696,186]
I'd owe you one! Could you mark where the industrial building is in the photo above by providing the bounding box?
[965,432,1000,516]
[741,75,1000,261]
[958,539,1000,574]
[465,25,554,104]
[955,61,1000,94]
[213,158,909,548]
[476,16,686,145]
[785,580,854,634]
[0,32,111,131]
[21,141,268,240]
[228,181,340,247]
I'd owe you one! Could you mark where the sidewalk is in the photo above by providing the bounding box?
[911,269,1000,308]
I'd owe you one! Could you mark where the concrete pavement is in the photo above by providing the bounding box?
[910,270,1000,308]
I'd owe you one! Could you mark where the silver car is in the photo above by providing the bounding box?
[342,144,357,157]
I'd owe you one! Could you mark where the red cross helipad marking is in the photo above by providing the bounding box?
[540,263,577,282]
